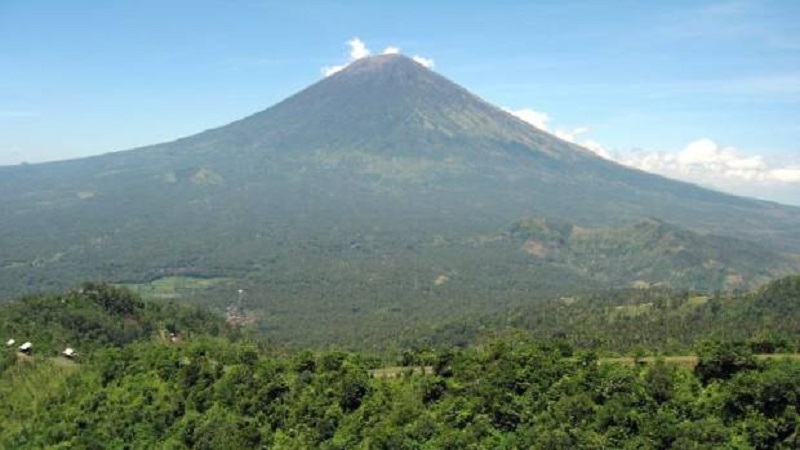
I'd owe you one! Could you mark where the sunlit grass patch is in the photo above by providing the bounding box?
[120,276,229,300]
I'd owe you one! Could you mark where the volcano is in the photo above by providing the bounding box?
[1,54,798,344]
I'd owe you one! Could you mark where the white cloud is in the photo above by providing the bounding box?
[768,168,800,183]
[676,138,727,165]
[504,106,800,205]
[553,127,589,144]
[411,55,435,69]
[322,39,435,76]
[348,37,371,60]
[505,108,550,130]
[619,138,800,188]
[505,107,612,159]
[321,37,372,77]
[322,64,347,77]
[582,139,613,160]
[727,155,765,171]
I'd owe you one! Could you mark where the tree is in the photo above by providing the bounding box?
[695,340,758,384]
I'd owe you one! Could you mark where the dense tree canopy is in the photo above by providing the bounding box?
[3,334,800,448]
[1,280,799,448]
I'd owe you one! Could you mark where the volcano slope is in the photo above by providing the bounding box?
[1,54,799,346]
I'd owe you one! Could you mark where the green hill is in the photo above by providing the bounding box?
[498,217,794,289]
[435,274,800,354]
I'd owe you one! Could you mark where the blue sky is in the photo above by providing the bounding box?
[1,0,799,204]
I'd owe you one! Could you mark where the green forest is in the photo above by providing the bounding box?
[2,279,800,448]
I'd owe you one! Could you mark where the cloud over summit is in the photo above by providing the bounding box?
[321,38,372,77]
[322,38,435,76]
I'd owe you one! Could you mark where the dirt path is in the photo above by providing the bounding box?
[601,353,800,368]
[370,354,800,377]
[369,366,433,378]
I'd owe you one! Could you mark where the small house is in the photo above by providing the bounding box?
[19,342,32,353]
[63,348,77,358]
[5,339,14,347]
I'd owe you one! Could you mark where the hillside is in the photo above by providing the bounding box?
[2,282,800,448]
[497,217,794,289]
[1,54,799,345]
[433,274,800,354]
[0,282,233,356]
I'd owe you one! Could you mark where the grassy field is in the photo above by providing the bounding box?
[120,276,229,300]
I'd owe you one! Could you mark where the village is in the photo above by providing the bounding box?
[7,338,77,361]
